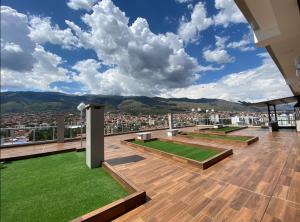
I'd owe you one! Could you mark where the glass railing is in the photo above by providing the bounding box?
[0,126,57,146]
[1,116,296,146]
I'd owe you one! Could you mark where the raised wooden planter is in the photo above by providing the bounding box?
[72,162,146,222]
[177,133,259,146]
[195,126,248,135]
[121,138,232,169]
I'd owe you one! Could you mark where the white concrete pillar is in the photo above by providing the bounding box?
[296,120,300,132]
[85,104,104,168]
[168,113,173,130]
[56,114,65,143]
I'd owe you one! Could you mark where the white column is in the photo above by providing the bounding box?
[168,113,173,130]
[85,104,104,168]
[296,120,300,132]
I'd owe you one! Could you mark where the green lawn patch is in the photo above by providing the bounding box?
[209,126,241,132]
[187,133,250,141]
[0,152,128,222]
[132,140,219,161]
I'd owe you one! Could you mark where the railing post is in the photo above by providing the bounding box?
[31,129,35,142]
[10,129,15,144]
[56,114,65,143]
[52,127,55,140]
[168,113,173,130]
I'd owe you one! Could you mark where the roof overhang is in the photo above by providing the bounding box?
[242,95,300,107]
[235,0,300,96]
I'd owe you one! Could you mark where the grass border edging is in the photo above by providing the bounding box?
[196,126,248,135]
[177,133,259,146]
[121,138,232,169]
[72,162,146,222]
[0,147,85,162]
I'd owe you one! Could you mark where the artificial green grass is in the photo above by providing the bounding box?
[209,126,242,132]
[187,133,250,141]
[132,140,219,161]
[0,152,128,222]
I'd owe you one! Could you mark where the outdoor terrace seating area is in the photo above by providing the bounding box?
[1,127,300,221]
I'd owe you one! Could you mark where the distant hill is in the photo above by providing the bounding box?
[0,91,261,114]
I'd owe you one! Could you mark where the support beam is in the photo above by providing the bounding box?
[267,104,272,122]
[273,105,278,121]
[85,104,104,168]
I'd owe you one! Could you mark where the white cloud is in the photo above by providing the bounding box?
[0,6,70,91]
[213,0,247,27]
[227,34,256,51]
[67,0,218,96]
[2,42,23,53]
[203,48,234,64]
[1,6,36,71]
[175,0,193,4]
[203,35,234,64]
[29,16,80,49]
[162,53,292,102]
[2,45,70,91]
[72,59,145,95]
[215,35,229,49]
[177,2,213,43]
[67,0,98,11]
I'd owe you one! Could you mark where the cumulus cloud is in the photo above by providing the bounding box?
[177,2,213,43]
[203,35,234,64]
[163,53,292,101]
[0,6,70,91]
[2,45,70,91]
[203,48,234,64]
[29,16,80,49]
[1,6,36,71]
[67,0,219,95]
[72,59,149,95]
[67,0,98,11]
[227,33,256,51]
[213,0,247,27]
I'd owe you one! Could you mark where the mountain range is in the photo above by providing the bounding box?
[1,91,262,114]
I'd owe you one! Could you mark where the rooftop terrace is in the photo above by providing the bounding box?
[1,127,299,221]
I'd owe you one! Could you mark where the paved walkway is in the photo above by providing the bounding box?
[1,127,299,221]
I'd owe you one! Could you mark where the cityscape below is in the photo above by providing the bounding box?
[1,108,295,145]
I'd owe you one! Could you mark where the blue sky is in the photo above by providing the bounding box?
[0,0,292,101]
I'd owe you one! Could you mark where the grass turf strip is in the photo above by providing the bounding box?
[0,152,128,222]
[187,133,250,141]
[133,140,219,162]
[209,126,241,132]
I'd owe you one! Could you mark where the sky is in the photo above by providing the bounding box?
[0,0,293,102]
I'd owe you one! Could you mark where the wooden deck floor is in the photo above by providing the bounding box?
[1,127,299,221]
